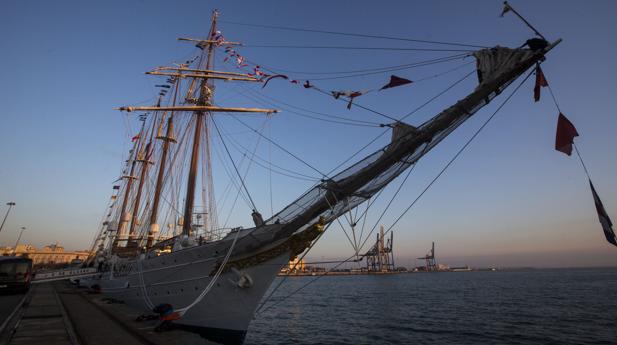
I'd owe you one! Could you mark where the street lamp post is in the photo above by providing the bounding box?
[0,202,16,235]
[13,226,26,255]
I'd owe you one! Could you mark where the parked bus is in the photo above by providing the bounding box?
[0,257,33,294]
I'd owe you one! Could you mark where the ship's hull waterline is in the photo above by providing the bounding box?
[87,226,293,345]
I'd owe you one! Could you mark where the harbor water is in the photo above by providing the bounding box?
[246,268,617,345]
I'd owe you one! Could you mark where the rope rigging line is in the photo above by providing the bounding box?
[233,57,400,123]
[228,113,330,179]
[211,116,259,212]
[236,85,380,128]
[371,68,537,249]
[213,130,256,212]
[235,82,383,127]
[358,144,428,248]
[247,53,470,76]
[314,66,476,179]
[545,81,592,180]
[217,119,269,228]
[306,55,471,81]
[241,44,474,52]
[254,222,333,314]
[259,67,536,314]
[224,138,320,181]
[218,118,320,180]
[219,20,490,49]
[212,138,255,212]
[312,88,399,122]
[399,69,476,122]
[174,227,242,316]
[255,251,360,315]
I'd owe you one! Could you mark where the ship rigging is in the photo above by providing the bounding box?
[80,6,589,345]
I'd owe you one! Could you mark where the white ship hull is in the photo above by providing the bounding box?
[88,225,295,344]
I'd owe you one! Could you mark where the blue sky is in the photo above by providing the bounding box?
[0,1,615,267]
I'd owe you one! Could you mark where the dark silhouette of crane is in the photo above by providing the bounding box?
[364,226,395,272]
[418,242,437,272]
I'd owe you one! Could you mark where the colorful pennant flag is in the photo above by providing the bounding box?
[380,75,413,91]
[555,113,578,156]
[534,65,548,102]
[589,180,617,247]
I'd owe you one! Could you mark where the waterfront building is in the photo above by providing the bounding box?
[0,243,90,267]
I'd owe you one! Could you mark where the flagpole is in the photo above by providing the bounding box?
[503,1,547,41]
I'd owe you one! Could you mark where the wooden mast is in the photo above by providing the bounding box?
[146,83,179,249]
[127,110,158,246]
[181,10,218,237]
[115,10,278,247]
[113,120,145,249]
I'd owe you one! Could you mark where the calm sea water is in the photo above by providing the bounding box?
[245,268,617,345]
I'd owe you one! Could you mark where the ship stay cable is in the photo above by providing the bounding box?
[211,116,259,212]
[216,118,276,229]
[238,58,400,123]
[242,44,475,52]
[255,222,333,314]
[222,131,320,181]
[302,55,471,81]
[229,114,329,179]
[323,68,476,180]
[240,54,477,124]
[359,69,537,253]
[219,20,490,49]
[233,82,382,128]
[545,76,593,180]
[257,68,536,315]
[218,56,381,127]
[248,53,469,76]
[213,141,255,224]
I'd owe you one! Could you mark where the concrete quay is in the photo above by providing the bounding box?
[0,282,219,345]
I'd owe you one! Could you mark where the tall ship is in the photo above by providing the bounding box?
[84,7,578,345]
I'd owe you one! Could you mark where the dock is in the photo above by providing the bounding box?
[0,282,219,345]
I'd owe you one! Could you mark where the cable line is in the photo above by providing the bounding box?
[237,84,381,127]
[377,68,536,245]
[242,45,474,52]
[211,117,259,212]
[399,69,475,122]
[249,53,469,76]
[220,20,489,48]
[308,55,469,81]
[259,68,536,315]
[229,114,329,179]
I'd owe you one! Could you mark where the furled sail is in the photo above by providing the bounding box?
[474,47,534,85]
[267,40,560,238]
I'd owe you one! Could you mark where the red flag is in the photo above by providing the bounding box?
[589,180,617,247]
[380,75,413,91]
[131,134,140,142]
[534,65,548,102]
[555,113,578,156]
